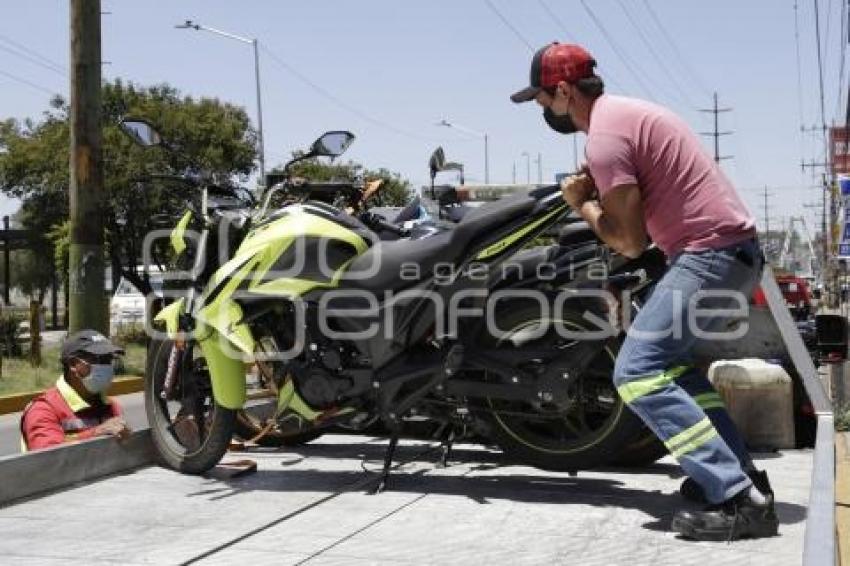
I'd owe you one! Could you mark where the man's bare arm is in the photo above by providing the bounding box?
[578,183,648,258]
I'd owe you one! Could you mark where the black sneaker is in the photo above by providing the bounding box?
[671,489,779,541]
[680,469,774,504]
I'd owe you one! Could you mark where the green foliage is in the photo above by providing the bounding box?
[836,402,850,432]
[49,221,70,286]
[0,79,259,296]
[274,155,412,207]
[0,343,146,395]
[0,312,24,358]
[10,249,54,302]
[112,323,148,347]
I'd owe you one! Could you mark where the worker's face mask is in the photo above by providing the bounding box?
[543,107,578,135]
[78,360,115,394]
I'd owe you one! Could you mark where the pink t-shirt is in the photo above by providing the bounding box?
[585,95,755,257]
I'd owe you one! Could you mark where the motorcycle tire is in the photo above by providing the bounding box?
[478,299,643,472]
[145,339,236,474]
[233,411,324,447]
[608,428,668,468]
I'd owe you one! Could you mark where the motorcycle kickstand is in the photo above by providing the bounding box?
[371,433,399,495]
[438,428,456,469]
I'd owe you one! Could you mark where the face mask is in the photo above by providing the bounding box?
[543,106,578,135]
[81,363,115,394]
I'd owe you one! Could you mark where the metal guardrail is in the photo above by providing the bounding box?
[761,267,835,566]
[0,376,143,415]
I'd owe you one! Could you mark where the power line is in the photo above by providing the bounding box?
[615,0,696,108]
[814,0,829,159]
[794,1,808,166]
[535,0,628,93]
[482,0,534,53]
[0,34,66,74]
[259,45,439,143]
[536,0,576,42]
[0,43,65,77]
[579,0,655,101]
[824,0,834,74]
[0,68,58,95]
[640,0,711,96]
[836,0,848,122]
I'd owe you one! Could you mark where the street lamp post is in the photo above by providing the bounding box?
[176,20,266,182]
[436,119,489,184]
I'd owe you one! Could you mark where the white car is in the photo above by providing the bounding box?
[109,273,163,333]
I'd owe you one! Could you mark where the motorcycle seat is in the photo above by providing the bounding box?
[558,221,598,248]
[344,191,544,292]
[343,230,460,292]
[450,192,537,250]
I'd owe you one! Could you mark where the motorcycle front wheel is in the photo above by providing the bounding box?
[478,300,643,472]
[145,339,236,474]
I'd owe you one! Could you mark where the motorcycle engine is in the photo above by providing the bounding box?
[290,345,356,409]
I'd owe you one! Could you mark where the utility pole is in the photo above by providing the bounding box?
[802,157,832,290]
[512,162,516,184]
[762,186,773,237]
[699,92,733,164]
[535,152,543,184]
[68,0,106,334]
[761,186,774,262]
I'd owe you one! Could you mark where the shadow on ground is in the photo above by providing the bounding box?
[184,440,806,533]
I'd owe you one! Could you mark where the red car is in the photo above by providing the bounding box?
[751,274,813,320]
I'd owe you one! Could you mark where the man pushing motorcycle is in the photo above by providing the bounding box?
[511,42,777,541]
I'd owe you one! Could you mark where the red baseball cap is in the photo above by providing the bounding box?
[511,42,597,103]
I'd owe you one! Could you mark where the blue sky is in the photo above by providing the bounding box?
[1,1,846,234]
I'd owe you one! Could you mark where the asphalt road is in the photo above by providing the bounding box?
[0,391,147,457]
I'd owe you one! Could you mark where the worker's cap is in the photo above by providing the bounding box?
[511,42,597,103]
[61,330,124,362]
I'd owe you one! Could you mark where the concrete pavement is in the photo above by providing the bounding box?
[0,434,813,565]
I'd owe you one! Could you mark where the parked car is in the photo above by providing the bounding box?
[109,271,162,334]
[751,273,813,321]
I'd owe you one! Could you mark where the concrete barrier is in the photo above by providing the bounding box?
[0,428,155,507]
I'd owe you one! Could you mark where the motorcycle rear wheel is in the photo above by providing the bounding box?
[145,339,236,474]
[479,300,643,472]
[609,428,668,468]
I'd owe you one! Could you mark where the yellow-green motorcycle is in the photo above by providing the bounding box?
[123,119,643,483]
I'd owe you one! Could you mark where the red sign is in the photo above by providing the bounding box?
[830,127,850,174]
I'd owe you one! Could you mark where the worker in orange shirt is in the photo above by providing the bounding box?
[21,330,129,451]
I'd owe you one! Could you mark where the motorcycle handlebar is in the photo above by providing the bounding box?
[360,212,407,237]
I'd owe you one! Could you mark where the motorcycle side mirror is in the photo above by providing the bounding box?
[119,118,162,147]
[434,185,459,206]
[429,147,446,181]
[310,131,356,158]
[443,161,465,186]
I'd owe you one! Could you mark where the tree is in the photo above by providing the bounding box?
[0,79,259,296]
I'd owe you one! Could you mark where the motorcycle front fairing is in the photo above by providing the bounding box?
[190,204,371,409]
